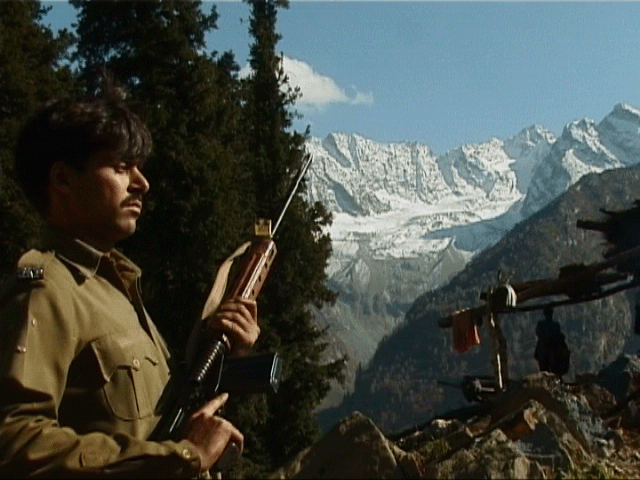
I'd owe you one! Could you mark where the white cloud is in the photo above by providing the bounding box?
[352,91,375,106]
[239,56,373,109]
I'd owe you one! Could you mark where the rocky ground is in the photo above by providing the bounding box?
[270,354,640,479]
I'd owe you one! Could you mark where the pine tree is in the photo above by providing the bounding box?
[71,0,252,354]
[231,0,345,475]
[0,0,75,277]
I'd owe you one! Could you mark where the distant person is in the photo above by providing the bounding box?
[534,307,570,378]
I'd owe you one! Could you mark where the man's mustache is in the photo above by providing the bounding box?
[122,194,144,207]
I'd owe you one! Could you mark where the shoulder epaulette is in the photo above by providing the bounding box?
[0,266,45,304]
[16,266,45,281]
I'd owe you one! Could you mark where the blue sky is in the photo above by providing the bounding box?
[44,1,640,154]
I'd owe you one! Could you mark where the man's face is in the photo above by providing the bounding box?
[63,149,150,251]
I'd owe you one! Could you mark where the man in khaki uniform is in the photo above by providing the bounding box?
[0,88,259,477]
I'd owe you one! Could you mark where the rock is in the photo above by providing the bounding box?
[512,400,586,473]
[271,358,640,479]
[573,381,617,416]
[496,400,540,441]
[425,429,545,479]
[269,411,424,479]
[485,372,610,455]
[596,354,640,428]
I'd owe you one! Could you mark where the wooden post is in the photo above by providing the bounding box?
[487,291,509,392]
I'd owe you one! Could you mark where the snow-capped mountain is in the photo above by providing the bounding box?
[306,103,640,409]
[521,104,640,217]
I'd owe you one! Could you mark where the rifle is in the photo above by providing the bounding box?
[150,153,314,446]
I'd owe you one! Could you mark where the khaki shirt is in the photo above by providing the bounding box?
[0,229,202,477]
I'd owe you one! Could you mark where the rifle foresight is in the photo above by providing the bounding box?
[228,219,277,301]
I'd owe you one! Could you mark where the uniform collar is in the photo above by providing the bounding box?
[42,227,142,280]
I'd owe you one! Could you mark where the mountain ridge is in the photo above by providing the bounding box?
[317,165,640,433]
[306,102,640,413]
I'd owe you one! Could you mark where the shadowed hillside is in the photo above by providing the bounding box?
[319,165,640,434]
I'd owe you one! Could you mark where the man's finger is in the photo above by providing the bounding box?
[217,304,252,323]
[236,298,257,318]
[197,392,229,417]
[220,298,257,319]
[218,317,249,335]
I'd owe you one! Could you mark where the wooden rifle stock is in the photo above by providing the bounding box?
[150,230,279,442]
[229,237,277,301]
[150,153,312,443]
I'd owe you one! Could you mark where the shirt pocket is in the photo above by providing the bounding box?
[90,333,168,420]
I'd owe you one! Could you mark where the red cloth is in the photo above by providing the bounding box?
[452,309,481,353]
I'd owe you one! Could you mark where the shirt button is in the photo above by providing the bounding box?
[182,448,192,459]
[132,358,140,369]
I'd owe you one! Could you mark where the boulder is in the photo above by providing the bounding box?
[271,357,640,479]
[269,411,424,479]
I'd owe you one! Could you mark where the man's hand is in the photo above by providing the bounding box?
[207,298,259,357]
[184,393,243,473]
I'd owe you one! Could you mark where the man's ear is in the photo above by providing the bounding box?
[49,161,74,195]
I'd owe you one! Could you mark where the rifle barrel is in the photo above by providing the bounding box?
[272,153,313,237]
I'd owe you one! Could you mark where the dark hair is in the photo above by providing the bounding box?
[14,78,152,215]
